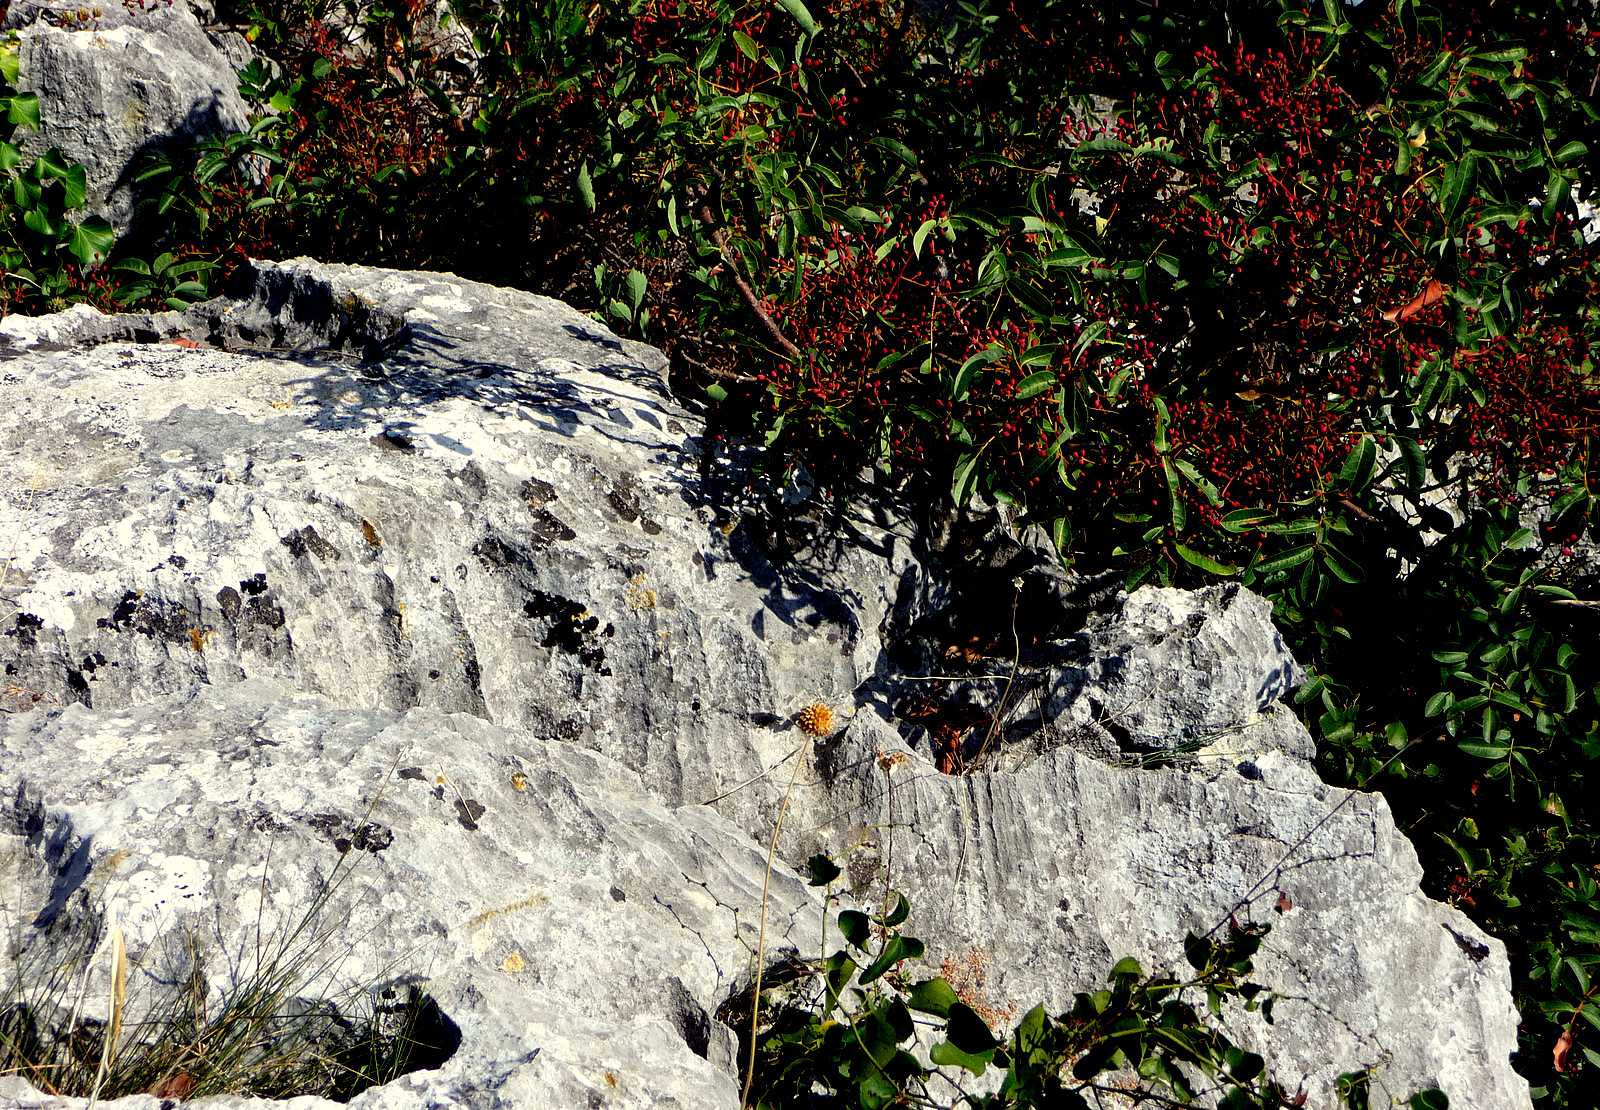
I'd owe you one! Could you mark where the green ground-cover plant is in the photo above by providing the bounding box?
[0,34,117,314]
[0,31,218,315]
[7,0,1600,1099]
[738,857,1450,1109]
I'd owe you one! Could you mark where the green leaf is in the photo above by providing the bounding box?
[1162,459,1186,532]
[625,268,647,313]
[66,217,115,267]
[944,1002,999,1053]
[877,891,911,928]
[1251,546,1316,576]
[5,91,39,129]
[575,162,595,212]
[1339,435,1378,492]
[1109,956,1142,977]
[774,0,819,35]
[1073,136,1133,157]
[860,934,925,985]
[1015,371,1056,399]
[1320,544,1365,584]
[952,451,982,505]
[1222,507,1277,532]
[807,854,841,886]
[1457,742,1511,759]
[908,977,960,1017]
[930,1037,992,1076]
[949,347,1000,400]
[1408,1090,1449,1110]
[868,136,919,169]
[1176,543,1237,576]
[731,29,759,61]
[1173,459,1221,504]
[1554,141,1587,165]
[839,910,870,949]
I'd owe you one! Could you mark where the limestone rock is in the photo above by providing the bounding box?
[0,260,1531,1108]
[4,0,250,240]
[1,681,793,1109]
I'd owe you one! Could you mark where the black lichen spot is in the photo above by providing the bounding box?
[11,613,43,649]
[640,518,663,536]
[473,536,524,568]
[523,592,604,664]
[243,595,286,633]
[217,587,242,620]
[167,554,187,569]
[307,813,392,854]
[307,813,345,841]
[528,510,577,551]
[556,719,582,741]
[606,489,640,523]
[240,574,269,596]
[455,798,486,831]
[281,526,341,563]
[350,823,393,852]
[521,478,558,508]
[98,591,192,645]
[399,767,427,781]
[609,886,626,902]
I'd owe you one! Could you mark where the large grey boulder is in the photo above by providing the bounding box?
[1,681,805,1110]
[4,0,250,240]
[0,259,1530,1108]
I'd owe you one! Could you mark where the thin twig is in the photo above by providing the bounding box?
[741,735,811,1109]
[699,743,806,806]
[1203,738,1416,940]
[691,197,805,362]
[971,591,1023,769]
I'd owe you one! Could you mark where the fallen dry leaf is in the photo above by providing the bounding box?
[1381,279,1446,323]
[150,1072,196,1098]
[1554,1028,1574,1073]
[1275,891,1293,913]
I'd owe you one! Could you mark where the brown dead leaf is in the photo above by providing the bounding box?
[1275,891,1292,913]
[150,1072,197,1098]
[1381,279,1446,323]
[1554,1028,1575,1073]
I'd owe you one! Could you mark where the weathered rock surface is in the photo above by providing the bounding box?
[5,0,250,240]
[0,260,1530,1108]
[2,681,803,1109]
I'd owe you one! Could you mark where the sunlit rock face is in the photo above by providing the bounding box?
[0,260,1528,1109]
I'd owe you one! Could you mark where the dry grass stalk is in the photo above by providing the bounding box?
[740,734,811,1110]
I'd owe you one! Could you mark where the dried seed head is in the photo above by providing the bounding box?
[796,701,834,737]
